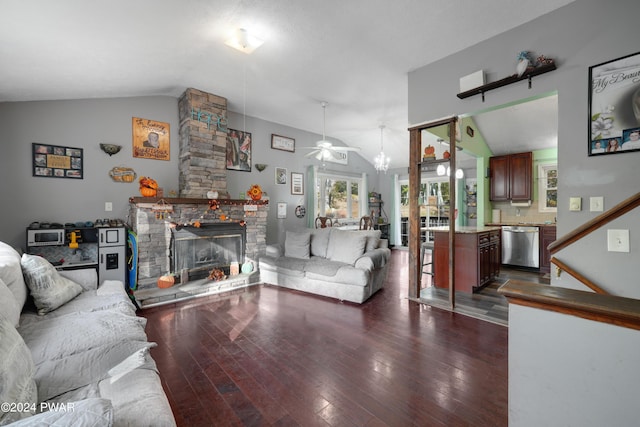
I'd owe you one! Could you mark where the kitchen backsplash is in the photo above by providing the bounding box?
[490,200,556,224]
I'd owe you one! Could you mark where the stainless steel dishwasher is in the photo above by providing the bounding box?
[501,225,539,268]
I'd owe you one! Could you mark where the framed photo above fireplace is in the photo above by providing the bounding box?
[32,143,83,179]
[226,129,252,172]
[588,51,640,156]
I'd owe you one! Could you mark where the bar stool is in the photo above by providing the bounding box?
[420,240,434,278]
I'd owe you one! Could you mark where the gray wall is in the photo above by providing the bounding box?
[407,1,640,425]
[0,96,383,250]
[408,0,640,298]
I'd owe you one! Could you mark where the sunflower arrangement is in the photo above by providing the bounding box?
[247,184,263,201]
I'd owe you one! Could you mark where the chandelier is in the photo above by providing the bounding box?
[374,125,390,173]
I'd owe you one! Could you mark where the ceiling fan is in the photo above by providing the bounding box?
[301,102,360,161]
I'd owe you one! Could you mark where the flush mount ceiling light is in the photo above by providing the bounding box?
[225,28,264,54]
[374,125,390,173]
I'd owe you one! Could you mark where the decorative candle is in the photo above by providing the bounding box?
[230,262,239,276]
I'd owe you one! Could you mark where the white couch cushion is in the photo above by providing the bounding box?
[0,241,28,313]
[21,254,84,315]
[0,313,37,424]
[326,230,367,265]
[0,278,21,327]
[284,230,311,259]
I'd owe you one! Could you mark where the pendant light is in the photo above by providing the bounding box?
[374,125,390,173]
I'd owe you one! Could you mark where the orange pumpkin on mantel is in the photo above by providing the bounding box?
[157,274,175,288]
[139,176,158,197]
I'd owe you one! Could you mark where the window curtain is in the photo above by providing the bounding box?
[306,165,317,228]
[360,172,368,217]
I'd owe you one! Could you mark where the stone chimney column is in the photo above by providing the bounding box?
[178,88,228,198]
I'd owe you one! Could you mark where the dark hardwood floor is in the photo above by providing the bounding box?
[141,249,508,426]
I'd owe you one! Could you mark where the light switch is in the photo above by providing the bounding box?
[607,229,629,252]
[569,197,582,211]
[590,196,604,212]
[105,202,113,212]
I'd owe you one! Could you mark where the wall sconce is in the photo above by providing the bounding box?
[255,163,267,172]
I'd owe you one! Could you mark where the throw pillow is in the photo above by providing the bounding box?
[0,313,37,425]
[284,230,311,259]
[20,254,83,315]
[0,278,21,327]
[360,229,382,252]
[326,230,367,265]
[310,227,332,257]
[0,241,28,313]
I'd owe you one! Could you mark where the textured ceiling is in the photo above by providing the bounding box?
[0,0,572,168]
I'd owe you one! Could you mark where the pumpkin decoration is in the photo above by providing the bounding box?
[247,184,263,201]
[139,176,158,197]
[443,150,450,159]
[423,145,436,159]
[157,274,175,288]
[208,268,226,282]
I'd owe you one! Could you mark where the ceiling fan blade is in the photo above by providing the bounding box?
[305,150,320,158]
[315,152,324,160]
[335,147,361,152]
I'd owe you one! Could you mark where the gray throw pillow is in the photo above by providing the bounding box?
[310,227,332,257]
[21,254,83,315]
[327,230,367,265]
[359,229,382,252]
[284,230,311,259]
[0,313,37,425]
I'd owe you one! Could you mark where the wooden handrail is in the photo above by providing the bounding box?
[550,257,609,295]
[498,279,640,331]
[548,192,640,255]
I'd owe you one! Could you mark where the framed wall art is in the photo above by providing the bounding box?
[226,129,252,172]
[271,134,295,152]
[291,172,304,195]
[275,167,287,184]
[32,143,83,179]
[589,51,640,155]
[132,117,171,161]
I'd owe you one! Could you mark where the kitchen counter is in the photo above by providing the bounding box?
[428,225,502,233]
[485,222,555,227]
[431,227,501,293]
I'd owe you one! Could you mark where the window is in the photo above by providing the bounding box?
[316,172,362,219]
[538,163,558,212]
[399,178,450,218]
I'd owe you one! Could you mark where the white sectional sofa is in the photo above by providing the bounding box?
[259,228,391,303]
[0,241,175,426]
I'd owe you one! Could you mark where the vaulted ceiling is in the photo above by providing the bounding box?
[0,0,572,168]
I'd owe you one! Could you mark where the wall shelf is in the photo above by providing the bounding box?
[457,63,557,101]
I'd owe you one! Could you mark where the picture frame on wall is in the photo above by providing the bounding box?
[271,134,295,152]
[291,172,304,195]
[588,51,640,156]
[275,167,287,184]
[226,129,252,172]
[32,143,83,179]
[132,117,170,161]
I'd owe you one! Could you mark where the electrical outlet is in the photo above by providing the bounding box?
[590,196,604,212]
[105,202,113,212]
[607,229,629,252]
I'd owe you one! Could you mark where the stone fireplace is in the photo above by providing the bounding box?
[128,88,268,292]
[171,222,246,280]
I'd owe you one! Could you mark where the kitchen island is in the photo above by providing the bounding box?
[429,226,502,293]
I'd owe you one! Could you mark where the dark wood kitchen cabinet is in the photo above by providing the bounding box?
[539,225,557,274]
[490,151,532,201]
[433,228,501,293]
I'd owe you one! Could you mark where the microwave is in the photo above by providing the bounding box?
[27,229,65,246]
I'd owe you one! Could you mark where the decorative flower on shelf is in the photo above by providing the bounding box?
[247,184,263,201]
[516,51,532,77]
[209,200,220,211]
